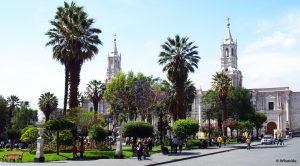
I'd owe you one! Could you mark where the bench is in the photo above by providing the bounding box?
[2,152,23,162]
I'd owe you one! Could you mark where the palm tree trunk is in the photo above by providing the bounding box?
[93,101,99,121]
[69,62,81,109]
[63,67,69,115]
[176,80,186,119]
[221,98,228,136]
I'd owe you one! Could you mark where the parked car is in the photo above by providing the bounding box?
[261,135,275,144]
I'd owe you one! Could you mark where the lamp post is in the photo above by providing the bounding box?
[207,110,212,146]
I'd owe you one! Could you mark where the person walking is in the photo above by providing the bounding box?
[172,137,178,154]
[177,137,183,153]
[217,136,223,148]
[79,145,85,160]
[72,145,78,159]
[246,137,251,150]
[137,142,143,161]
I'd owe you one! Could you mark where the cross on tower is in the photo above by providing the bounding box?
[227,18,230,27]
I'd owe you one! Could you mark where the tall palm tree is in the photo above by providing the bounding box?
[46,1,102,110]
[212,71,231,136]
[158,35,200,119]
[84,80,106,114]
[38,92,58,122]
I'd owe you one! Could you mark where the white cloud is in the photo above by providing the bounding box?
[240,10,300,91]
[246,31,296,51]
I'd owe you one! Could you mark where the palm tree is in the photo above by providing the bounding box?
[46,1,102,110]
[84,80,106,114]
[162,79,196,121]
[7,95,21,127]
[184,79,197,113]
[38,92,58,122]
[212,71,231,136]
[158,35,200,119]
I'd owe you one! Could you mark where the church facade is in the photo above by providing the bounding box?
[191,22,300,137]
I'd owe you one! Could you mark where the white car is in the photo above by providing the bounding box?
[261,135,275,144]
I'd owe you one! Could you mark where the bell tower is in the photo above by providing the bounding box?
[220,19,242,87]
[106,35,122,82]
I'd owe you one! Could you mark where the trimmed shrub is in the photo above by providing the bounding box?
[122,121,153,140]
[172,119,199,138]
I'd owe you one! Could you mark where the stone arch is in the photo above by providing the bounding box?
[266,122,277,134]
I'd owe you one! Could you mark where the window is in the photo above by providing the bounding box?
[268,102,274,110]
[225,48,229,57]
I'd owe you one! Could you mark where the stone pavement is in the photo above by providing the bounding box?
[0,141,261,166]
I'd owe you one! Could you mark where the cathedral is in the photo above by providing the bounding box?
[191,22,300,137]
[84,23,300,137]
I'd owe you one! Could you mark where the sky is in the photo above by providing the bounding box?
[1,0,300,112]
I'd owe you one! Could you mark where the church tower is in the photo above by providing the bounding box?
[106,35,122,82]
[220,19,242,87]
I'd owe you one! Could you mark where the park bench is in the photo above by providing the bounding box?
[2,152,23,162]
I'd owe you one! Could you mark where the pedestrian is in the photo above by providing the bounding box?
[217,136,223,148]
[147,137,153,151]
[223,136,227,146]
[277,135,284,145]
[172,137,178,154]
[169,138,174,154]
[79,144,85,160]
[72,145,78,159]
[246,137,251,150]
[136,142,143,161]
[177,137,183,153]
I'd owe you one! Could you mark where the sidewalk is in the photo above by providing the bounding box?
[0,142,261,166]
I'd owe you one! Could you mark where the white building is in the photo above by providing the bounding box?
[191,21,300,136]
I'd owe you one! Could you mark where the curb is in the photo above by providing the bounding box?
[145,148,237,166]
[146,143,261,166]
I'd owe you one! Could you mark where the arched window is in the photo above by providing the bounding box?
[225,48,229,57]
[231,48,234,56]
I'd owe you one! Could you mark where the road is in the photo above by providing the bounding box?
[0,138,299,166]
[167,138,300,166]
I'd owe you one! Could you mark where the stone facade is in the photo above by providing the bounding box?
[191,22,300,136]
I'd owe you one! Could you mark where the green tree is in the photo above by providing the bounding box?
[228,86,254,121]
[45,118,74,155]
[20,126,38,152]
[122,121,153,143]
[212,71,231,136]
[7,95,20,127]
[172,119,199,139]
[84,80,106,115]
[53,130,74,147]
[162,79,197,121]
[11,101,37,129]
[5,129,21,150]
[38,92,58,122]
[158,35,200,119]
[0,96,9,137]
[238,120,254,135]
[46,1,102,109]
[251,112,267,139]
[88,125,107,144]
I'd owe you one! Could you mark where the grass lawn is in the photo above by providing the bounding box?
[0,145,162,162]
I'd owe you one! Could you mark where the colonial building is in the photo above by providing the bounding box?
[191,21,300,137]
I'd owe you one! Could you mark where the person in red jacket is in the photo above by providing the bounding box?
[72,145,78,159]
[79,145,85,160]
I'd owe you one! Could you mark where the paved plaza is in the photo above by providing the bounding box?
[0,138,299,166]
